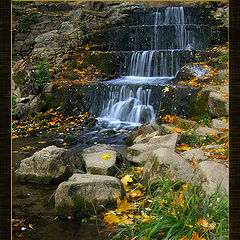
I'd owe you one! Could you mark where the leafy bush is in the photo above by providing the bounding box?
[30,58,52,88]
[112,175,228,240]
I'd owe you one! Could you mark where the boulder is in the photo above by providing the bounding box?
[125,121,163,145]
[181,149,208,164]
[208,92,228,117]
[191,161,228,196]
[211,119,228,130]
[13,102,30,119]
[15,146,84,184]
[173,117,199,130]
[126,133,179,164]
[82,150,117,176]
[29,95,46,115]
[143,148,194,184]
[133,131,161,144]
[159,123,179,134]
[195,126,220,137]
[55,174,125,217]
[82,144,123,163]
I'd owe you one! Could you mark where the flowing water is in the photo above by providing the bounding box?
[95,6,209,130]
[13,7,210,240]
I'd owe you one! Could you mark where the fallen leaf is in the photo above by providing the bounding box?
[102,154,111,160]
[115,194,136,212]
[129,189,144,198]
[120,174,133,186]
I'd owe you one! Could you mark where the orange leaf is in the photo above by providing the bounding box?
[115,194,136,212]
[129,189,144,198]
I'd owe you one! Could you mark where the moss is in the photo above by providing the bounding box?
[190,93,209,117]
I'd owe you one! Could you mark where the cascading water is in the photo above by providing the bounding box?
[94,7,209,130]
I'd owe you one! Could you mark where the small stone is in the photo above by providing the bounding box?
[211,119,228,130]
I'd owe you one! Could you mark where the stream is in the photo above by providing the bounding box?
[13,6,210,239]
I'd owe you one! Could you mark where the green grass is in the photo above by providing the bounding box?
[111,175,228,240]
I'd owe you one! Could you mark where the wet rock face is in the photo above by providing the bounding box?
[15,145,84,184]
[55,174,125,218]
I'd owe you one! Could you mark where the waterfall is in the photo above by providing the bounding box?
[94,7,209,129]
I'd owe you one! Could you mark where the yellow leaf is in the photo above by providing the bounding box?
[152,136,161,139]
[129,189,144,198]
[191,231,206,240]
[49,121,55,126]
[163,86,170,92]
[141,213,150,223]
[120,174,133,186]
[103,212,120,224]
[115,194,136,212]
[102,154,111,160]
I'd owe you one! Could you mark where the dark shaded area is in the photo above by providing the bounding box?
[0,0,11,239]
[229,0,240,239]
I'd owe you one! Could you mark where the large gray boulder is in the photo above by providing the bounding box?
[126,133,178,164]
[15,145,84,184]
[181,149,208,164]
[143,148,194,184]
[191,161,228,196]
[55,174,125,217]
[208,92,228,117]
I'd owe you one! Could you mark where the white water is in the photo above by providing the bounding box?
[97,7,204,130]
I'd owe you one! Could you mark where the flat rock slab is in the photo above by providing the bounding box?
[15,145,84,184]
[191,161,228,196]
[82,150,117,175]
[126,133,178,164]
[55,174,125,218]
[181,149,208,164]
[143,148,194,184]
[82,144,123,163]
[133,131,161,144]
[160,123,179,134]
[195,126,220,137]
[173,117,199,130]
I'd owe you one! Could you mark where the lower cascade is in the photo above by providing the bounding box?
[99,84,155,128]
